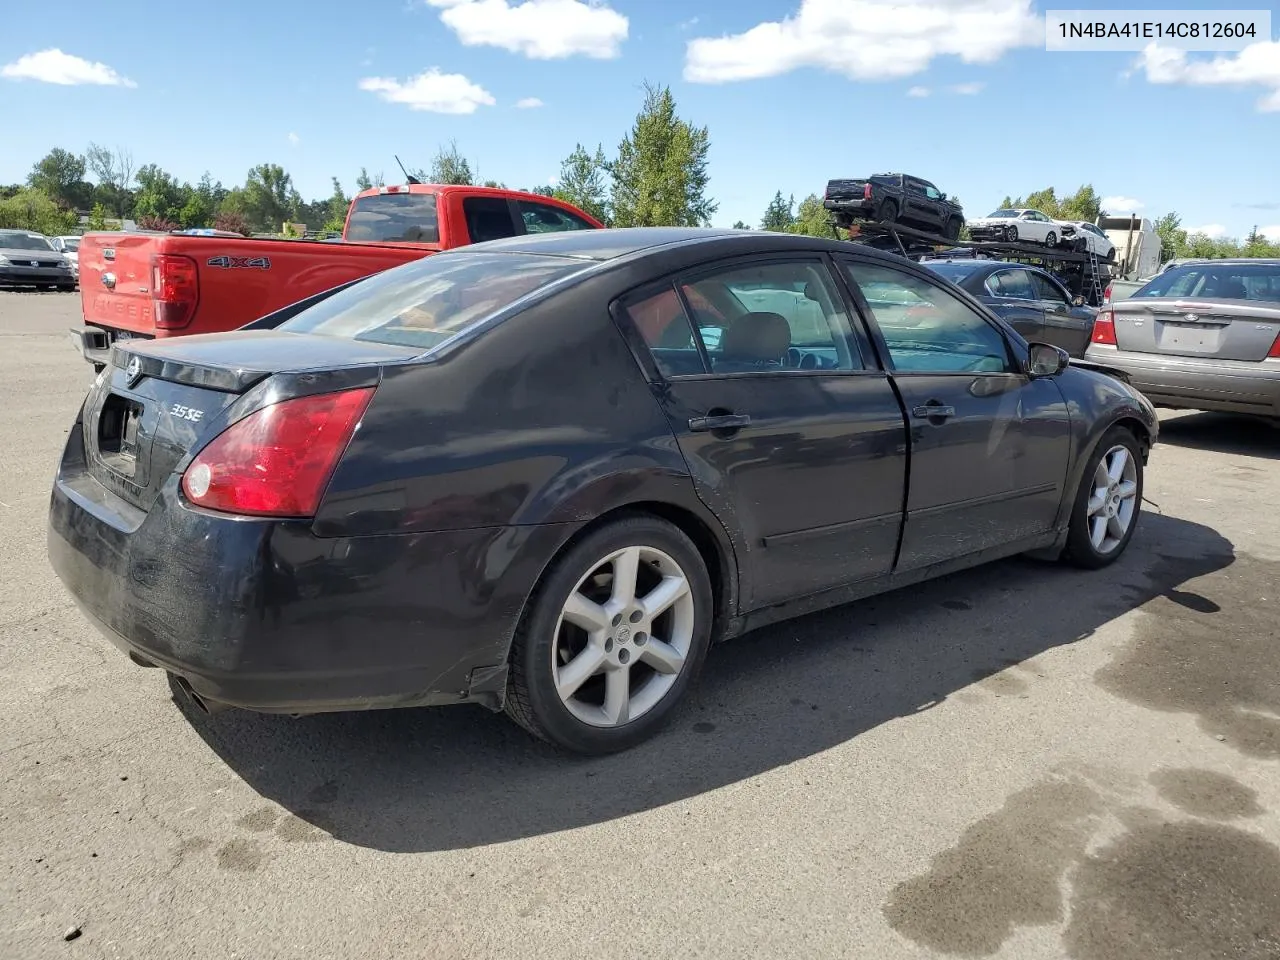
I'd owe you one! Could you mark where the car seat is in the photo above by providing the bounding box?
[713,312,791,373]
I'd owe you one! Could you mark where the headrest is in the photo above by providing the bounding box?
[720,311,791,362]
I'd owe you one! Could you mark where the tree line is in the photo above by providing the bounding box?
[3,77,1276,263]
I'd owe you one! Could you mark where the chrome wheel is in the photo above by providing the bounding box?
[1087,444,1139,555]
[552,545,695,727]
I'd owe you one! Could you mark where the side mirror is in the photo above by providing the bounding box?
[1026,342,1069,378]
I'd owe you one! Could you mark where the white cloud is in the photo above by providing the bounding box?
[1185,224,1228,239]
[426,0,628,59]
[1102,195,1145,211]
[1132,41,1280,112]
[515,96,545,108]
[358,68,495,114]
[949,81,985,94]
[1,48,136,87]
[684,0,1040,84]
[1257,225,1280,241]
[907,85,930,97]
[287,132,301,146]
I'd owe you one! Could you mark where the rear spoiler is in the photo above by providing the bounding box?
[1068,357,1132,386]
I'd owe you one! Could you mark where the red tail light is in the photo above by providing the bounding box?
[150,254,199,330]
[182,387,375,517]
[1102,283,1112,304]
[1091,309,1118,346]
[1268,329,1280,358]
[863,183,872,200]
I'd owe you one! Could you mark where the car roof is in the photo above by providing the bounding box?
[457,226,911,264]
[1166,258,1280,266]
[0,228,47,236]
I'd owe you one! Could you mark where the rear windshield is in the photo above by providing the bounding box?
[1133,262,1280,303]
[344,192,439,243]
[1,233,54,251]
[924,261,984,283]
[278,252,589,351]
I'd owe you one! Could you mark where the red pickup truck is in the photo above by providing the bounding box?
[71,184,602,369]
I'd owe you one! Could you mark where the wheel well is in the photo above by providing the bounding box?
[1111,416,1153,461]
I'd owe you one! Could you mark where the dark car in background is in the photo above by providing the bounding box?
[1085,258,1280,424]
[48,228,1157,755]
[0,229,76,291]
[824,174,964,240]
[924,258,1097,356]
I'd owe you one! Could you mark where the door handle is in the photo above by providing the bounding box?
[911,402,956,421]
[689,413,751,433]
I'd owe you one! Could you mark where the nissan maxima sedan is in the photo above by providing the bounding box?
[49,228,1158,754]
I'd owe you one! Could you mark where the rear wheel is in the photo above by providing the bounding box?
[505,515,714,754]
[1005,226,1019,242]
[1062,427,1144,569]
[876,199,899,225]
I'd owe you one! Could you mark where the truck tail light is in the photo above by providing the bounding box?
[863,183,872,200]
[1091,309,1118,346]
[182,387,375,517]
[150,254,199,330]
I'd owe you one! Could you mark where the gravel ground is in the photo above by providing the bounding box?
[2,290,1278,960]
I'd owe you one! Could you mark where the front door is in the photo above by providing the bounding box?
[616,256,908,611]
[837,256,1071,571]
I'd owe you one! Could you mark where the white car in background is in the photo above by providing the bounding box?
[1055,220,1115,260]
[967,208,1061,246]
[50,236,80,282]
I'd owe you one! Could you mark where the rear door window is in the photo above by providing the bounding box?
[463,197,520,243]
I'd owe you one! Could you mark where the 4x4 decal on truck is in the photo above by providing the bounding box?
[207,256,271,270]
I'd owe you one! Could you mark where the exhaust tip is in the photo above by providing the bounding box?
[170,673,230,715]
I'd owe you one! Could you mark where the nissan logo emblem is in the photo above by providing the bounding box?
[126,356,142,383]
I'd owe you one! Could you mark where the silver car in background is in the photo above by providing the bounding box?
[0,229,77,291]
[1084,259,1280,424]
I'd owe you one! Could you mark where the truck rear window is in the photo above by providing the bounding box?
[278,252,589,352]
[345,193,439,243]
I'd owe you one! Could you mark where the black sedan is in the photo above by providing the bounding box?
[923,258,1097,357]
[48,228,1158,754]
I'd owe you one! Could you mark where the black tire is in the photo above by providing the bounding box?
[1062,426,1144,570]
[1074,238,1088,253]
[504,514,715,754]
[876,199,899,225]
[1005,226,1019,242]
[1045,231,1058,247]
[944,217,962,241]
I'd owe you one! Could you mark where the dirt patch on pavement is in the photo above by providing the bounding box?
[1149,768,1264,821]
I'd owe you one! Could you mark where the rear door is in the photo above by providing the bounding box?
[616,255,908,611]
[983,268,1046,341]
[1111,261,1280,361]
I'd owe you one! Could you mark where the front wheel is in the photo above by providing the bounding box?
[944,217,962,241]
[504,515,714,754]
[876,199,899,225]
[1045,231,1058,247]
[1062,427,1144,569]
[1005,226,1019,242]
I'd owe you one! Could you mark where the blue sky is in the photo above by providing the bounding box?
[2,0,1278,238]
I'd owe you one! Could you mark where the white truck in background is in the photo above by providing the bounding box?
[1098,215,1163,303]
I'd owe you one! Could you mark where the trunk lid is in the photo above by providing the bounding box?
[1111,297,1280,361]
[81,331,420,512]
[78,232,163,336]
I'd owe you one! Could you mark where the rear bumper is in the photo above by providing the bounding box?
[823,199,875,221]
[47,426,571,714]
[69,326,152,368]
[1083,346,1280,417]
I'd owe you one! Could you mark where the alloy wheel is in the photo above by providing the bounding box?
[1087,444,1139,554]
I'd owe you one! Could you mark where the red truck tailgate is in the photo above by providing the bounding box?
[79,233,157,336]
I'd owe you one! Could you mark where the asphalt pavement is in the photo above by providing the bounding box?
[2,290,1278,959]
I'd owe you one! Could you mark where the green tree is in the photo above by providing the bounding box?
[323,177,350,233]
[760,190,795,232]
[84,143,135,216]
[0,188,78,234]
[355,167,383,191]
[787,194,832,237]
[1153,212,1186,262]
[610,82,716,227]
[1058,185,1103,223]
[732,220,749,229]
[28,148,89,209]
[428,141,473,185]
[240,164,298,232]
[86,202,109,231]
[132,164,186,224]
[553,143,611,224]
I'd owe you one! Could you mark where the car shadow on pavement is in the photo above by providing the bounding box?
[1155,413,1280,460]
[176,512,1235,853]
